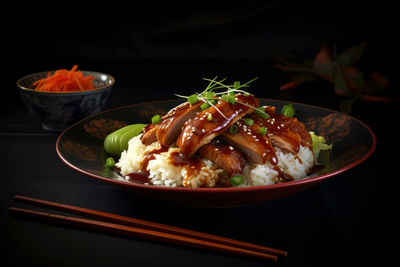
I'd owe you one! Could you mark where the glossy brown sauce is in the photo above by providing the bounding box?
[156,102,199,146]
[248,111,302,154]
[142,123,155,135]
[141,146,169,170]
[198,140,246,177]
[125,170,151,184]
[123,101,318,187]
[177,94,259,156]
[249,123,278,165]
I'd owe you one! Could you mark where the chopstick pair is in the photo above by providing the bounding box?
[9,195,287,262]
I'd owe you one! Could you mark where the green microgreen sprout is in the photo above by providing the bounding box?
[175,77,271,120]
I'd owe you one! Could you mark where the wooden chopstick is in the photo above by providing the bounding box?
[9,207,277,261]
[14,195,287,258]
[10,195,288,261]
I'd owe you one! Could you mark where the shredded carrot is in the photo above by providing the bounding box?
[33,65,95,92]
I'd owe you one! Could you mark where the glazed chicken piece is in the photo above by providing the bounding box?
[156,101,203,147]
[140,123,158,145]
[140,101,203,146]
[176,94,259,157]
[198,139,246,176]
[221,118,278,165]
[247,107,313,154]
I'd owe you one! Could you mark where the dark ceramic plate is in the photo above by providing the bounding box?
[56,99,376,207]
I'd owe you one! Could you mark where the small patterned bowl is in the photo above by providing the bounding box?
[16,70,115,132]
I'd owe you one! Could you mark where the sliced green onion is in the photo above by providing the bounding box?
[105,157,115,167]
[200,102,210,110]
[255,106,270,119]
[244,118,254,126]
[259,126,267,136]
[206,91,216,98]
[233,81,240,89]
[151,114,161,124]
[188,94,198,105]
[222,94,236,104]
[229,124,238,134]
[282,104,295,117]
[230,176,244,186]
[207,113,213,121]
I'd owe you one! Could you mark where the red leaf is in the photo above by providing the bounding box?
[313,44,334,77]
[337,41,367,67]
[341,67,365,93]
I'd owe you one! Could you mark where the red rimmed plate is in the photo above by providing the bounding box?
[56,99,376,207]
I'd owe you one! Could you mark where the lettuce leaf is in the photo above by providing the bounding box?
[309,131,332,159]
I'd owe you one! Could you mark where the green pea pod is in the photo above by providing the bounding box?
[104,124,147,156]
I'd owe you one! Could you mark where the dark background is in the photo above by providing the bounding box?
[3,2,398,266]
[8,1,397,101]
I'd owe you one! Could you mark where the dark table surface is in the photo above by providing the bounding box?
[3,59,398,266]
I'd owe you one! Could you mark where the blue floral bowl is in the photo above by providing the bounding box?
[17,70,115,132]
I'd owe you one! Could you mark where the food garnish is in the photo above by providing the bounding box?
[105,157,115,167]
[309,131,333,159]
[281,104,295,118]
[175,77,268,120]
[229,125,239,134]
[244,118,254,126]
[33,65,95,92]
[255,106,270,119]
[229,175,245,186]
[104,124,147,157]
[259,126,267,136]
[187,94,199,105]
[151,114,162,124]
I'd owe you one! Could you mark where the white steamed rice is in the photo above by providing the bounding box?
[116,135,314,188]
[116,135,223,188]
